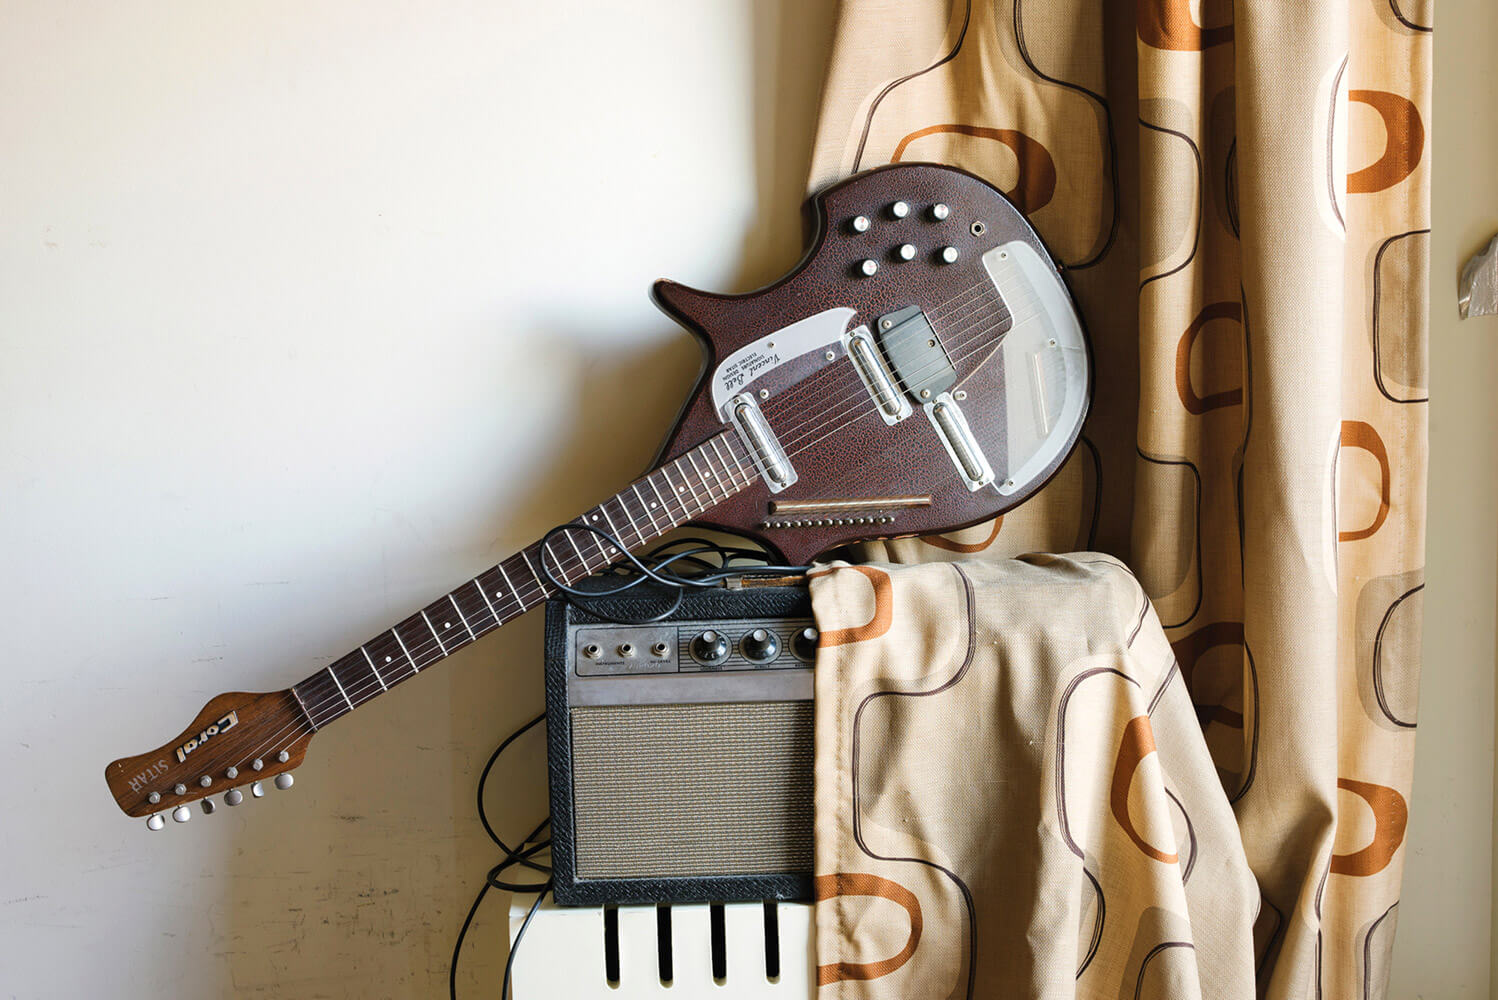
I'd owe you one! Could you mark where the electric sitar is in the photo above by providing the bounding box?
[104,162,1091,828]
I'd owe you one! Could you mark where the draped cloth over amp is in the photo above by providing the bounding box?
[809,557,1259,998]
[806,1,1430,997]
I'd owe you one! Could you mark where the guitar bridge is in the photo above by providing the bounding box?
[760,495,930,529]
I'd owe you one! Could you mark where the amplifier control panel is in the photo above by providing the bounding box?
[573,618,817,677]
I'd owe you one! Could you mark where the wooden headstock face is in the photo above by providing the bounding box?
[104,690,313,823]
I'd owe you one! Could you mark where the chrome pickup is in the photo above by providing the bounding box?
[876,305,956,404]
[926,392,995,491]
[727,393,797,493]
[845,325,911,424]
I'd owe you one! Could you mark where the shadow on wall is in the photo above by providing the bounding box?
[216,1,840,994]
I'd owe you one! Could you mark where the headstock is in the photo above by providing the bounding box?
[104,689,314,829]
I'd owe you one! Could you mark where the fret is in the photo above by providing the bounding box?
[519,549,543,595]
[648,476,680,525]
[561,528,590,573]
[687,452,719,504]
[290,685,321,730]
[449,594,478,641]
[615,489,645,542]
[673,457,704,512]
[327,666,355,712]
[581,512,612,562]
[709,438,739,489]
[391,625,420,672]
[420,610,449,655]
[599,503,625,547]
[473,581,500,629]
[361,646,388,691]
[632,483,662,533]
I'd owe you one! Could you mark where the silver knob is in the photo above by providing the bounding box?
[277,750,290,763]
[274,774,294,791]
[931,203,950,220]
[201,799,215,815]
[851,215,871,233]
[940,246,960,263]
[198,775,212,788]
[147,791,161,805]
[146,814,165,831]
[859,259,878,276]
[891,200,910,218]
[171,805,191,823]
[251,781,265,798]
[252,758,264,771]
[225,789,244,807]
[897,243,917,261]
[225,766,238,779]
[173,783,187,796]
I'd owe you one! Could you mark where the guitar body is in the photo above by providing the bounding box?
[652,162,1089,565]
[105,162,1089,824]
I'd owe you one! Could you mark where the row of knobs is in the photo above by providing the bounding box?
[851,201,960,276]
[145,758,296,830]
[689,626,818,666]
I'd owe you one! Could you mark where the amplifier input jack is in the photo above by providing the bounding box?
[651,641,671,658]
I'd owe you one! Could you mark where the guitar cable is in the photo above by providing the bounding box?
[451,533,805,997]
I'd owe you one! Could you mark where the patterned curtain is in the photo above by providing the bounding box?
[808,1,1430,997]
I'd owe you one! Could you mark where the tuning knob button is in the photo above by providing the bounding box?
[897,243,917,261]
[850,215,871,233]
[792,627,820,663]
[939,246,960,263]
[171,805,192,823]
[741,628,780,663]
[147,791,161,805]
[201,799,216,815]
[890,200,910,218]
[251,781,265,798]
[146,814,166,831]
[858,259,878,277]
[274,774,294,791]
[931,203,950,221]
[224,789,244,807]
[690,630,730,666]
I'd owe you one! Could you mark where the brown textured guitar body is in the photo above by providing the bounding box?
[106,162,1090,825]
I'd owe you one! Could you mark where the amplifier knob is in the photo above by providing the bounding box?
[740,628,779,663]
[792,627,819,663]
[689,630,730,666]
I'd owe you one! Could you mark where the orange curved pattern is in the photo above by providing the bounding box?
[808,566,895,646]
[921,516,1004,553]
[1339,421,1391,542]
[1137,0,1233,50]
[1330,778,1408,876]
[1348,91,1424,194]
[813,872,923,984]
[1175,302,1244,414]
[890,124,1057,214]
[1109,715,1180,864]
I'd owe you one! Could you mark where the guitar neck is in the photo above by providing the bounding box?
[289,430,757,730]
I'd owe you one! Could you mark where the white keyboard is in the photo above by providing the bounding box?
[508,899,814,998]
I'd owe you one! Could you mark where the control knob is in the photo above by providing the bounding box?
[792,626,819,663]
[740,628,779,663]
[689,629,730,666]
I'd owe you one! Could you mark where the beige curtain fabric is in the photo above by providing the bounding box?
[806,1,1430,998]
[810,556,1259,997]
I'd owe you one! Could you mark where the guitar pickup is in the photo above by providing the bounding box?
[925,392,995,491]
[845,325,911,424]
[727,393,797,493]
[876,305,956,404]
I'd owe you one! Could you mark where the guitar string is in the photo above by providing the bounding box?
[211,284,1056,781]
[159,266,1068,796]
[181,447,762,785]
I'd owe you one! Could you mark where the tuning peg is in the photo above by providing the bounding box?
[224,789,244,807]
[201,799,216,815]
[274,773,294,791]
[146,814,165,831]
[171,805,191,823]
[251,781,265,798]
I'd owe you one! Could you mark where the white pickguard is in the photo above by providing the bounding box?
[710,307,857,417]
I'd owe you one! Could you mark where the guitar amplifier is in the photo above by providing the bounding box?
[544,582,817,906]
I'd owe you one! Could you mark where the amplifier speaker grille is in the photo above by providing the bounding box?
[569,701,814,880]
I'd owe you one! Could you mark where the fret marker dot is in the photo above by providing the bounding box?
[495,591,503,599]
[592,515,599,521]
[650,502,658,509]
[609,547,618,554]
[385,656,393,663]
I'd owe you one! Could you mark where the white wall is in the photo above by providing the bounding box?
[0,2,1489,998]
[0,1,837,996]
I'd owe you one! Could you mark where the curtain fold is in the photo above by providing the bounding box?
[806,2,1430,997]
